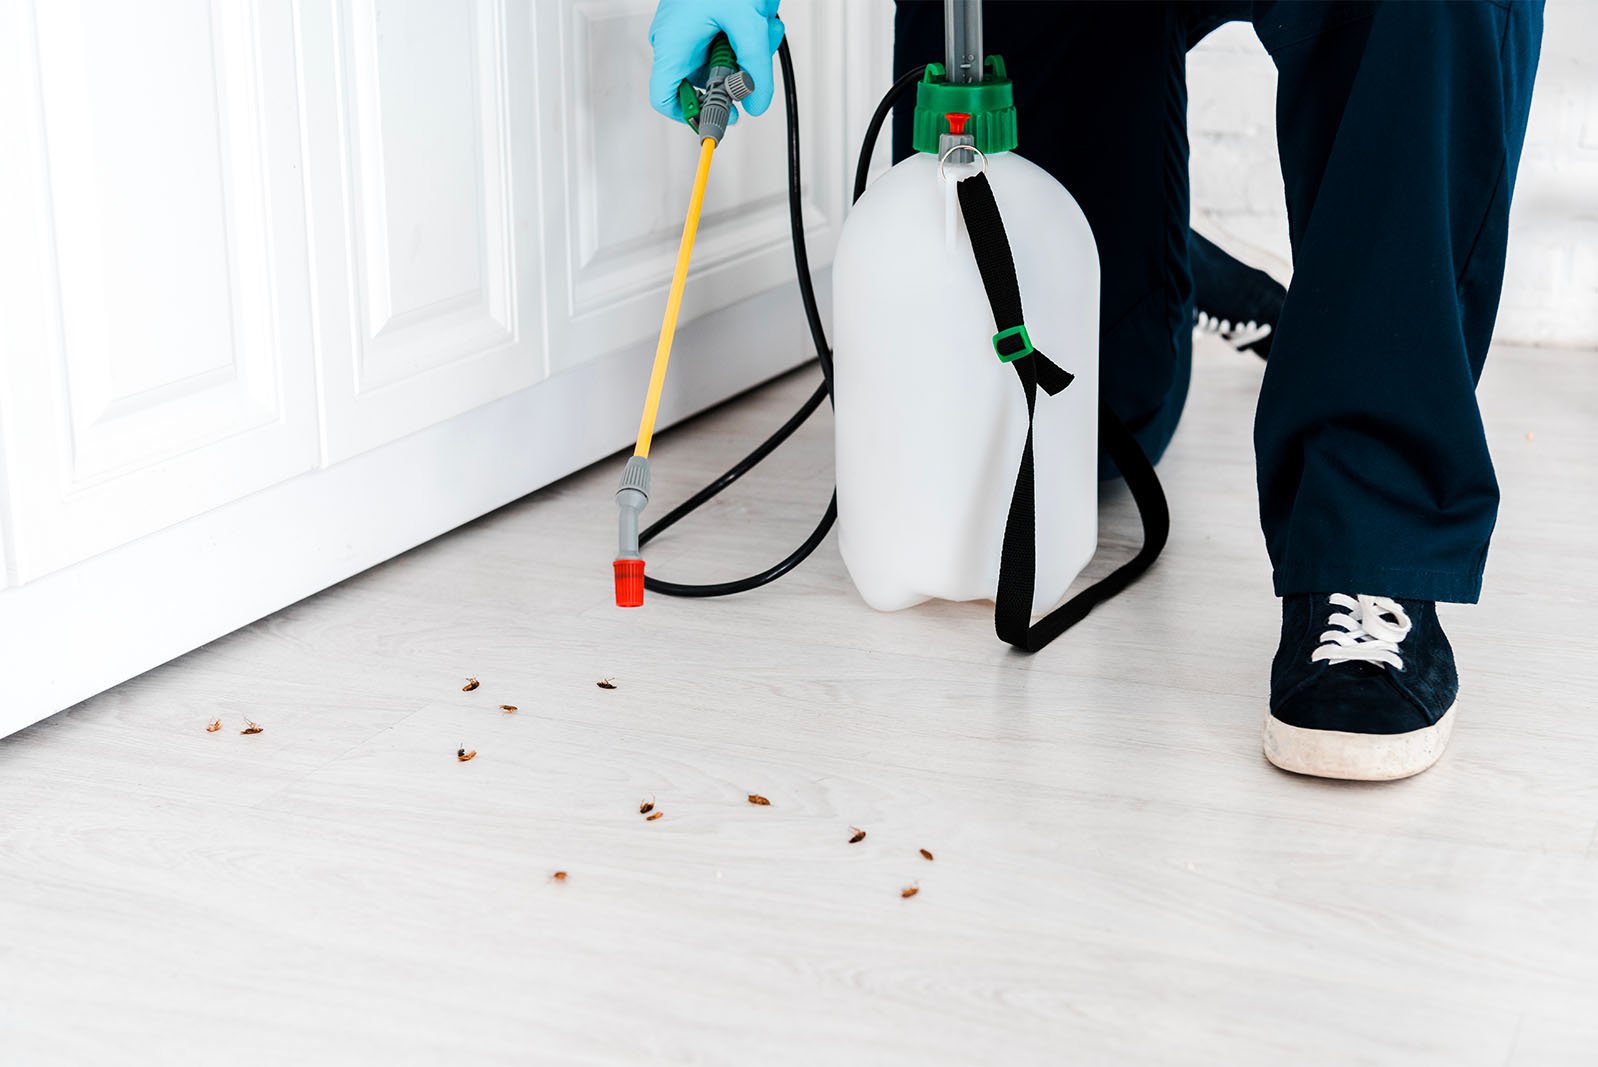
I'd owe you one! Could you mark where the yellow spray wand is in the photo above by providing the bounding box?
[614,34,752,607]
[634,136,716,461]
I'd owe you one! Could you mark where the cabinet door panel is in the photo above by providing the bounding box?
[300,0,543,463]
[0,0,319,582]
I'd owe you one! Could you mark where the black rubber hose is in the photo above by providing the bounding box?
[640,41,924,598]
[855,63,927,202]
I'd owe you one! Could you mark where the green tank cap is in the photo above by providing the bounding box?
[911,56,1018,155]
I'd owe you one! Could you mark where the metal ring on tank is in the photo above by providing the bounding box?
[938,144,988,182]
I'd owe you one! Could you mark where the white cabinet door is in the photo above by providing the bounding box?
[297,0,548,463]
[0,0,895,738]
[0,0,321,583]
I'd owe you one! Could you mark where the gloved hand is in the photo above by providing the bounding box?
[648,0,784,126]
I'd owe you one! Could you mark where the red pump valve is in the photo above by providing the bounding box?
[945,112,970,135]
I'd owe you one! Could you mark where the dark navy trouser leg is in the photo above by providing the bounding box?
[1251,1,1542,603]
[891,1,1542,604]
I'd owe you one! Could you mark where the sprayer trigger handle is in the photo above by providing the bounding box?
[677,79,702,132]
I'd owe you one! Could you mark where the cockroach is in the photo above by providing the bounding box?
[919,848,935,861]
[901,885,919,899]
[596,679,617,690]
[645,810,663,821]
[240,721,263,735]
[747,794,770,806]
[552,871,568,882]
[206,719,222,733]
[462,677,480,692]
[499,704,518,713]
[457,747,477,762]
[640,798,655,815]
[848,828,866,844]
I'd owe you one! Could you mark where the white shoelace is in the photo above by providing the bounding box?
[1311,593,1412,670]
[1195,310,1273,349]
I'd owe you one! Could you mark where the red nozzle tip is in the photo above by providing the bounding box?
[946,112,970,135]
[614,559,645,608]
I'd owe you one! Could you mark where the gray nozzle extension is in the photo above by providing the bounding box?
[614,455,651,561]
[613,455,651,606]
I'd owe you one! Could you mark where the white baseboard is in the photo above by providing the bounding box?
[0,276,827,739]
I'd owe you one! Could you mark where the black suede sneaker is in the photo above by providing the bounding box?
[1190,231,1286,359]
[1263,594,1459,781]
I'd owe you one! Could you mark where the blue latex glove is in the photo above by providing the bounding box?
[648,0,784,126]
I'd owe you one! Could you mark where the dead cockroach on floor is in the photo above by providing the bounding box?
[206,719,222,733]
[596,679,617,690]
[848,828,867,844]
[462,677,480,692]
[639,797,655,815]
[747,794,770,806]
[240,721,263,735]
[552,871,568,882]
[919,848,935,861]
[645,811,663,821]
[457,747,477,762]
[901,885,919,899]
[499,705,518,713]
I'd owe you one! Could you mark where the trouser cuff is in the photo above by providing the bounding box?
[1273,564,1484,605]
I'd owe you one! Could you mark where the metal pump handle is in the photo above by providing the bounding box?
[944,0,983,85]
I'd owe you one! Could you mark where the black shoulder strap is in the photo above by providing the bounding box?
[955,172,1170,654]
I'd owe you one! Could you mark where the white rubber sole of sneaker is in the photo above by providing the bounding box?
[1262,702,1456,781]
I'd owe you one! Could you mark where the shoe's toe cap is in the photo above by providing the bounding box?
[1272,665,1438,735]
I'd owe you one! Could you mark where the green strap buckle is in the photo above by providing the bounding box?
[992,324,1035,363]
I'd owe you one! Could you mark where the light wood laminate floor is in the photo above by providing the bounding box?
[2,339,1595,1066]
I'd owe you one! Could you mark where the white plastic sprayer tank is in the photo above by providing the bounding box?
[832,59,1099,618]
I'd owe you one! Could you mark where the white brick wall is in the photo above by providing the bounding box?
[1187,0,1597,348]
